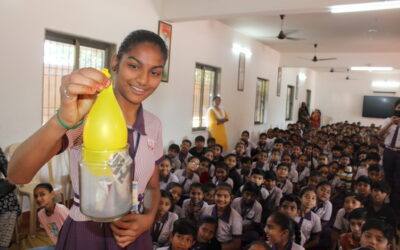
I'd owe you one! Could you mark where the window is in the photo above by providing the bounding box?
[192,63,220,131]
[286,85,295,120]
[254,78,269,124]
[306,89,312,111]
[42,30,115,124]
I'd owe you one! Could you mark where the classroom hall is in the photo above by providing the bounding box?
[1,0,400,250]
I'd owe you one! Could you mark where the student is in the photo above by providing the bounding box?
[240,130,257,157]
[295,187,321,248]
[278,194,301,220]
[366,152,381,166]
[337,154,353,191]
[281,153,298,185]
[338,208,367,250]
[207,137,217,150]
[212,162,234,188]
[296,155,310,186]
[252,151,268,171]
[152,190,179,248]
[159,156,179,190]
[231,182,263,244]
[265,212,304,250]
[34,183,69,246]
[327,161,341,193]
[182,183,208,224]
[262,171,283,222]
[256,133,269,154]
[167,144,182,171]
[203,183,216,205]
[198,157,211,184]
[244,168,269,200]
[313,181,332,227]
[357,218,394,250]
[224,154,242,195]
[354,176,371,199]
[189,136,207,158]
[203,149,215,177]
[248,240,272,250]
[201,183,242,249]
[275,164,293,195]
[9,29,167,249]
[306,170,323,189]
[368,164,382,183]
[233,141,246,162]
[237,156,252,184]
[266,149,281,171]
[166,182,184,218]
[175,156,201,195]
[179,139,192,166]
[156,218,197,250]
[193,216,221,250]
[354,159,368,180]
[212,144,224,164]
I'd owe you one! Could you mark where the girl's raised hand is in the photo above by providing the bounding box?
[58,68,110,128]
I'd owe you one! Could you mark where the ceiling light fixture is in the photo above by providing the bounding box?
[330,1,400,13]
[371,81,400,88]
[232,43,252,57]
[350,66,394,71]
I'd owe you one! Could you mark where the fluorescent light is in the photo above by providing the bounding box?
[371,81,400,88]
[232,43,252,57]
[350,66,394,71]
[330,1,400,13]
[298,73,307,81]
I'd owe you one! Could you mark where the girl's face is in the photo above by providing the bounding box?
[159,159,172,177]
[214,189,232,209]
[197,223,216,244]
[158,197,172,217]
[224,156,237,169]
[316,184,331,202]
[300,191,317,210]
[204,151,214,161]
[265,216,288,245]
[34,187,55,209]
[204,190,215,205]
[279,201,298,219]
[344,196,362,213]
[169,186,183,204]
[356,182,371,197]
[112,42,164,108]
[251,174,264,186]
[360,229,390,250]
[215,168,228,181]
[189,187,204,204]
[213,97,221,107]
[212,146,222,157]
[187,158,200,172]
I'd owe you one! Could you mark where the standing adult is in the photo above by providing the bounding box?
[378,98,400,224]
[8,30,167,249]
[207,96,229,150]
[298,102,310,128]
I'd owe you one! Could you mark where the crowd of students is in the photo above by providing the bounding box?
[30,121,397,250]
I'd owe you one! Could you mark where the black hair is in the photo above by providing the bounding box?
[356,175,371,185]
[268,212,302,245]
[207,137,216,143]
[198,216,218,228]
[215,183,232,195]
[215,162,229,172]
[161,155,173,165]
[348,207,367,221]
[212,96,221,102]
[248,240,272,250]
[242,181,260,196]
[241,130,250,136]
[279,194,301,209]
[368,164,381,173]
[332,145,343,152]
[299,186,317,198]
[166,182,183,193]
[394,98,400,109]
[371,180,391,194]
[195,135,205,142]
[116,30,168,64]
[34,182,54,193]
[277,163,291,172]
[264,170,277,181]
[224,153,237,159]
[213,144,223,151]
[160,189,174,205]
[366,152,381,162]
[316,180,331,190]
[240,156,252,164]
[361,218,394,243]
[182,139,192,146]
[274,138,284,144]
[344,191,365,204]
[203,183,216,193]
[199,157,211,165]
[309,170,322,178]
[189,182,204,193]
[168,144,180,153]
[172,218,197,239]
[259,133,267,138]
[187,156,200,163]
[251,168,265,177]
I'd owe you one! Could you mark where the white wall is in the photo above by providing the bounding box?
[314,71,400,126]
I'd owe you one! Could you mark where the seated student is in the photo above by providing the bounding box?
[231,182,263,245]
[182,183,208,225]
[247,240,272,250]
[311,145,322,168]
[331,192,364,250]
[272,138,285,154]
[278,194,301,220]
[365,181,396,231]
[296,155,311,187]
[166,182,184,218]
[339,208,367,250]
[207,137,216,150]
[266,149,281,171]
[189,136,206,158]
[224,154,243,195]
[237,156,252,184]
[262,171,283,223]
[275,163,293,195]
[179,139,192,166]
[33,183,69,247]
[159,156,179,190]
[281,153,299,186]
[283,141,292,155]
[317,154,329,166]
[329,145,343,162]
[354,176,371,199]
[295,187,321,248]
[313,181,332,227]
[240,130,257,157]
[193,216,221,250]
[265,212,304,250]
[212,144,224,164]
[198,157,211,184]
[233,141,247,162]
[255,133,268,155]
[327,161,341,193]
[152,190,179,248]
[212,162,234,188]
[203,183,216,205]
[337,154,353,191]
[291,144,302,162]
[203,149,215,177]
[252,151,268,171]
[354,159,368,181]
[305,170,323,189]
[366,151,381,166]
[201,183,243,250]
[175,156,201,196]
[317,164,329,180]
[157,218,197,250]
[241,168,269,201]
[368,164,383,183]
[168,144,182,171]
[356,218,394,250]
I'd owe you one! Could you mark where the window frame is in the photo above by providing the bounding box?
[286,85,295,121]
[254,77,269,125]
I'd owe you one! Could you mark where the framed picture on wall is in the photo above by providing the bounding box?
[237,52,245,91]
[277,67,282,96]
[158,21,172,82]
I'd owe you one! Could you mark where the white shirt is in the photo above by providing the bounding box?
[312,200,332,222]
[295,211,321,244]
[231,197,262,226]
[382,118,400,148]
[333,208,349,233]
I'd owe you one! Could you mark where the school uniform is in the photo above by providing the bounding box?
[252,161,269,171]
[189,147,206,158]
[236,169,251,184]
[272,163,298,184]
[295,211,321,245]
[333,208,349,233]
[312,200,332,223]
[277,179,293,195]
[239,185,269,200]
[269,242,305,250]
[182,199,208,221]
[151,212,178,247]
[354,166,368,180]
[159,173,179,190]
[211,176,234,188]
[178,151,191,167]
[201,205,243,244]
[172,205,184,218]
[297,166,310,184]
[264,161,279,172]
[231,197,262,226]
[328,175,341,192]
[262,186,283,223]
[174,169,200,195]
[170,156,182,171]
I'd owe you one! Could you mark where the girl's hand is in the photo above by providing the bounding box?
[58,68,110,128]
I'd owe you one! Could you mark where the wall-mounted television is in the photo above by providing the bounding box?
[362,96,399,118]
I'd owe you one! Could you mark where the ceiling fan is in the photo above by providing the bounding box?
[301,44,337,62]
[276,15,302,40]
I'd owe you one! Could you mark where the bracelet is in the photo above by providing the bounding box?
[56,109,84,130]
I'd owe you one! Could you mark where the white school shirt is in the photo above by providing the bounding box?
[159,173,179,190]
[152,211,178,246]
[312,200,332,222]
[252,161,269,171]
[268,242,305,250]
[174,169,200,194]
[212,176,234,188]
[265,186,283,209]
[333,208,350,233]
[239,185,269,200]
[231,197,262,226]
[354,166,368,180]
[295,211,321,244]
[173,205,184,218]
[201,205,243,243]
[298,166,310,183]
[382,118,400,148]
[182,199,209,219]
[277,179,293,195]
[272,163,298,183]
[170,156,182,171]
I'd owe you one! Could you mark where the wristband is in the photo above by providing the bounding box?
[56,109,84,130]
